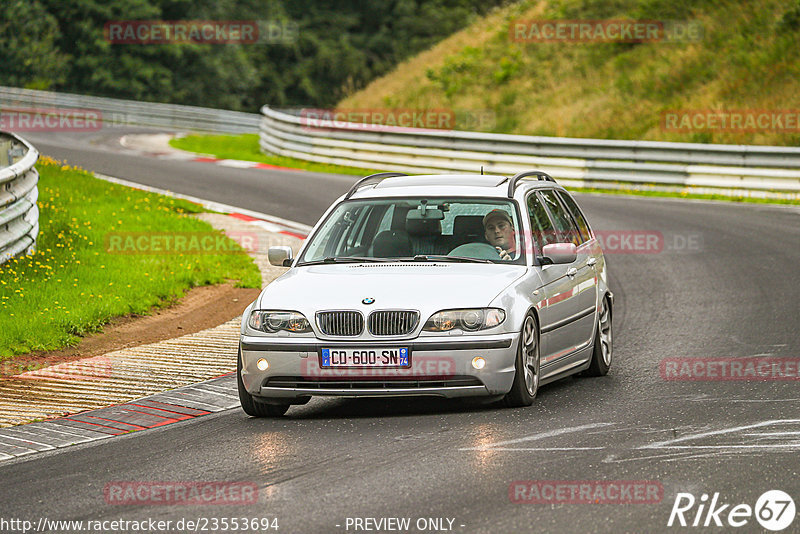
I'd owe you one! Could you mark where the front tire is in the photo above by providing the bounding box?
[237,349,290,417]
[584,296,612,377]
[504,313,540,407]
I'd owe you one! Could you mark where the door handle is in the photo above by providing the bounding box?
[587,257,598,267]
[567,267,578,278]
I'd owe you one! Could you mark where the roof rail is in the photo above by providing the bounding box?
[506,170,556,198]
[344,172,409,200]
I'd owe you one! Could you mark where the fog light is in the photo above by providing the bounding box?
[256,358,269,371]
[472,357,486,370]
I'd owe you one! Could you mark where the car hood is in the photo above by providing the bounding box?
[257,263,526,311]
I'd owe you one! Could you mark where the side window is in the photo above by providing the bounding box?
[557,191,592,244]
[326,206,369,255]
[345,206,375,251]
[526,193,556,252]
[376,205,395,233]
[538,190,581,246]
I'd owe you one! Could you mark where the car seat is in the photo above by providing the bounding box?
[406,218,450,255]
[451,215,486,249]
[371,230,412,258]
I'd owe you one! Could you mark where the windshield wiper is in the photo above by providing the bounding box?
[406,255,494,264]
[296,256,390,266]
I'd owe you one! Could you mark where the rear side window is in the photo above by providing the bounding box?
[526,193,556,252]
[538,190,581,246]
[376,205,395,233]
[556,191,592,244]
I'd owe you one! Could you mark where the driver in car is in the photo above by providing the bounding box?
[483,209,516,260]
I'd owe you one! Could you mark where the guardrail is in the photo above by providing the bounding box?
[0,132,39,265]
[259,106,800,199]
[0,86,261,134]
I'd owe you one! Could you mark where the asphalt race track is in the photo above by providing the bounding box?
[1,128,799,533]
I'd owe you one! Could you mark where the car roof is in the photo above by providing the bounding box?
[348,173,565,200]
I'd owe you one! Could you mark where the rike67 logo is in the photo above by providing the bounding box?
[668,490,795,531]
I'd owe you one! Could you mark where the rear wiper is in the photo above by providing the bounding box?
[406,255,494,264]
[296,256,390,266]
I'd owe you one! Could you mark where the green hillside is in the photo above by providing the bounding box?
[339,0,800,146]
[1,0,506,110]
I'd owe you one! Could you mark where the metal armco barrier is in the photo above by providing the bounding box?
[0,86,261,134]
[0,132,39,265]
[259,106,800,199]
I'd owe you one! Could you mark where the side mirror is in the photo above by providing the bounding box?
[541,243,577,265]
[268,246,294,267]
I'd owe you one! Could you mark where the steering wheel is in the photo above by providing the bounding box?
[448,242,502,260]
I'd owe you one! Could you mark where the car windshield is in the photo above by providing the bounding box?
[298,197,525,264]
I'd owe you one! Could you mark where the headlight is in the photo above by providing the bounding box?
[248,310,312,333]
[423,308,505,332]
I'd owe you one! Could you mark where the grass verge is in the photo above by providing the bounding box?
[169,133,383,176]
[0,157,261,359]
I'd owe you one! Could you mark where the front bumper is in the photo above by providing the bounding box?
[240,334,520,399]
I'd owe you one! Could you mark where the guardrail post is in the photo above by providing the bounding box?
[0,139,10,167]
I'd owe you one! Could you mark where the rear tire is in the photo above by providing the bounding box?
[584,296,612,377]
[504,313,540,408]
[237,349,290,417]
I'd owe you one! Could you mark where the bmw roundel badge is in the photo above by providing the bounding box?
[362,297,375,305]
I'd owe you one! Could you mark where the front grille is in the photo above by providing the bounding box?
[265,376,483,389]
[316,311,364,336]
[368,310,419,336]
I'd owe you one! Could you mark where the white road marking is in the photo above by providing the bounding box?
[660,452,735,462]
[640,419,800,450]
[604,450,717,464]
[459,422,613,451]
[217,159,258,168]
[472,447,605,451]
[742,431,800,437]
[0,434,56,450]
[647,444,800,450]
[722,398,800,403]
[155,395,235,412]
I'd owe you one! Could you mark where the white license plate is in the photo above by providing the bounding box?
[320,347,410,368]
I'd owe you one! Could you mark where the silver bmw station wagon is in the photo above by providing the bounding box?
[238,171,613,416]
